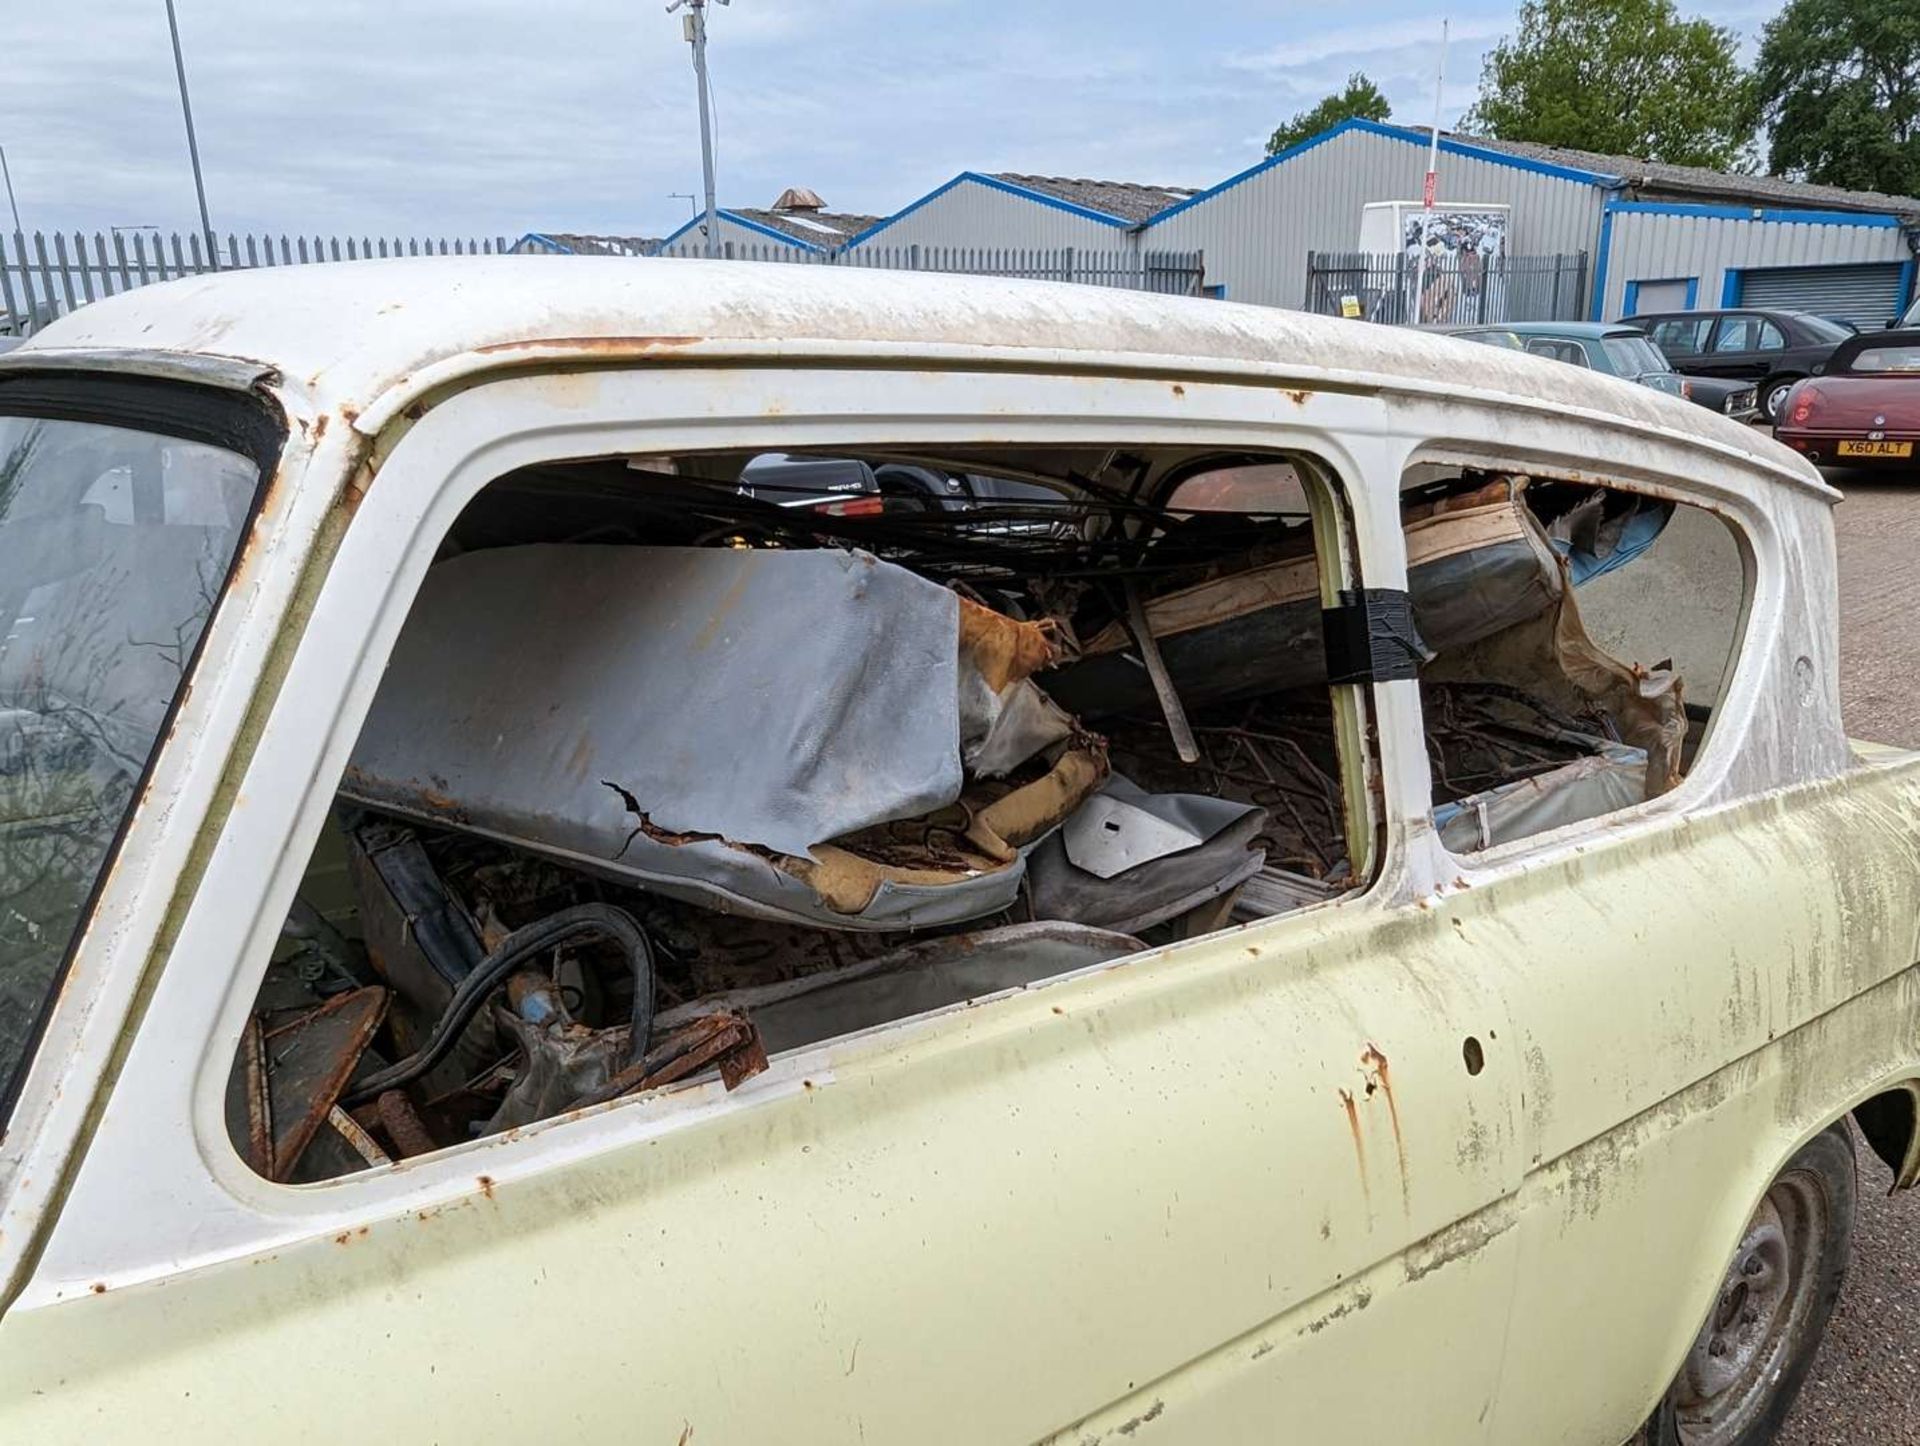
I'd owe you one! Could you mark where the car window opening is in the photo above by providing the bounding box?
[1400,466,1744,856]
[232,447,1376,1179]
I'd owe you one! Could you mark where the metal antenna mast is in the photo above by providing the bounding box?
[1411,17,1449,324]
[666,0,728,259]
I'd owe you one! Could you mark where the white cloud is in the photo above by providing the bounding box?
[1228,16,1509,73]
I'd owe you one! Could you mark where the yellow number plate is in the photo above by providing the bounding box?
[1837,440,1914,458]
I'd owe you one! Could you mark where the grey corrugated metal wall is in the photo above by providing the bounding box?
[1144,128,1606,307]
[846,179,1138,254]
[1599,207,1910,320]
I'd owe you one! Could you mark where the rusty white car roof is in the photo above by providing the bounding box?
[9,257,1827,496]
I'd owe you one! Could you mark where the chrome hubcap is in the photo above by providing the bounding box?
[1671,1175,1827,1441]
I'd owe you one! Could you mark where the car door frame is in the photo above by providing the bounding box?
[0,354,340,1310]
[1640,314,1715,371]
[0,356,1541,1445]
[1704,312,1787,382]
[1521,336,1596,370]
[1374,408,1920,1443]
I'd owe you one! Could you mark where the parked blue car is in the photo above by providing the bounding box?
[1448,321,1759,422]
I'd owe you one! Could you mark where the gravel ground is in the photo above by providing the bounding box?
[1776,465,1920,1445]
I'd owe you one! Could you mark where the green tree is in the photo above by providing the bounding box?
[1267,72,1392,156]
[1749,0,1920,195]
[1462,0,1753,168]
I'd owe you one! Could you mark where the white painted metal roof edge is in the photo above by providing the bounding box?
[13,256,1829,499]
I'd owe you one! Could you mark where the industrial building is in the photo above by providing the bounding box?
[842,173,1195,253]
[834,119,1920,326]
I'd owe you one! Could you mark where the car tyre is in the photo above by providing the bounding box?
[1643,1124,1855,1446]
[1760,376,1800,422]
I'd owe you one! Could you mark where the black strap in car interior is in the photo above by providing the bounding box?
[1322,588,1432,685]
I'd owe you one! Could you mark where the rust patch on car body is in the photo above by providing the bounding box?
[1296,1285,1373,1337]
[1338,1087,1370,1209]
[1401,1203,1518,1284]
[1361,1042,1410,1211]
[471,335,704,358]
[376,1088,437,1160]
[1113,1400,1164,1436]
[257,986,389,1183]
[572,1011,768,1108]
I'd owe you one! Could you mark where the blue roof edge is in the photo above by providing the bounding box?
[657,209,829,252]
[1142,117,1625,229]
[1603,198,1904,228]
[844,171,1137,248]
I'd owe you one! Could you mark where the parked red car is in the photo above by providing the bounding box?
[1777,329,1920,469]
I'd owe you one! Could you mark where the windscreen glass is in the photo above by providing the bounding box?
[1602,334,1670,376]
[0,410,259,1106]
[1848,345,1920,374]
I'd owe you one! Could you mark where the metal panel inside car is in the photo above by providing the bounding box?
[342,544,1099,930]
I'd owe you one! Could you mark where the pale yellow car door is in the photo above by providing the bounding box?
[0,875,1530,1444]
[0,363,1533,1445]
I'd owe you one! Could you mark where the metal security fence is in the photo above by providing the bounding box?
[664,241,1210,296]
[2,229,1208,337]
[1304,251,1589,326]
[1,230,514,335]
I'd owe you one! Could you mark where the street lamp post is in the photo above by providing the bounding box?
[0,147,21,235]
[665,0,727,260]
[163,0,217,269]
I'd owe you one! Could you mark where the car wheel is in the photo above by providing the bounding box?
[1644,1125,1855,1445]
[1761,377,1799,422]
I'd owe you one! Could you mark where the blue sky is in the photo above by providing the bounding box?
[1,0,1778,243]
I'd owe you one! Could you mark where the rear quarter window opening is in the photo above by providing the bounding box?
[1396,460,1747,856]
[230,444,1376,1182]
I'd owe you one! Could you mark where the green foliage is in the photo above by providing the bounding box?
[1750,0,1920,195]
[1267,73,1393,156]
[1461,0,1753,168]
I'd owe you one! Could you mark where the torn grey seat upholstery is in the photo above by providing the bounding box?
[343,544,1105,930]
[1433,742,1648,852]
[1029,775,1266,934]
